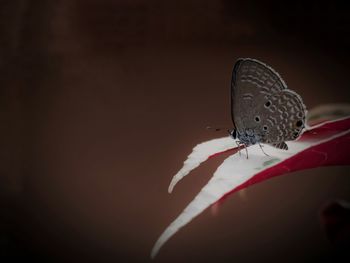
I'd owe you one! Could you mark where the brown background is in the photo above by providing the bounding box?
[1,0,350,262]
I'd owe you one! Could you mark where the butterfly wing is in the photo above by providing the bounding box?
[271,141,288,150]
[231,58,306,146]
[261,89,306,144]
[231,58,287,135]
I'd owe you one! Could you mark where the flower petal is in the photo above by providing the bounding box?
[151,117,350,258]
[168,137,237,193]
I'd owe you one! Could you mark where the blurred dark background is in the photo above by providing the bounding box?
[1,0,350,262]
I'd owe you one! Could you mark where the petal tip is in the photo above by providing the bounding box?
[150,239,162,259]
[168,177,179,193]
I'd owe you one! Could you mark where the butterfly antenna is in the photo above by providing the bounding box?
[206,126,228,132]
[206,126,221,131]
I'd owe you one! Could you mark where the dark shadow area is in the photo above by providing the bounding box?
[1,0,350,262]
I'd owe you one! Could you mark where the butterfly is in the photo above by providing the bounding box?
[229,58,306,154]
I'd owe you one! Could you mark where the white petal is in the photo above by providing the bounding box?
[152,126,350,258]
[168,136,236,193]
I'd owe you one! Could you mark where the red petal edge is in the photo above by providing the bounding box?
[209,117,350,204]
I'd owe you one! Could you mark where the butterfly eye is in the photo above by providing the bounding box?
[263,125,268,131]
[264,101,271,107]
[296,120,303,127]
[255,116,260,122]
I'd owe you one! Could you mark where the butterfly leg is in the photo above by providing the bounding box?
[259,143,270,156]
[235,140,242,156]
[244,144,249,159]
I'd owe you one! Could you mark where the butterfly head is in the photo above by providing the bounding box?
[228,129,237,139]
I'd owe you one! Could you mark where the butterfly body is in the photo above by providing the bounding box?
[230,128,263,146]
[230,58,306,151]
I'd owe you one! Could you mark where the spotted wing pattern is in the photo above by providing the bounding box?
[231,58,306,148]
[231,58,287,133]
[261,89,306,144]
